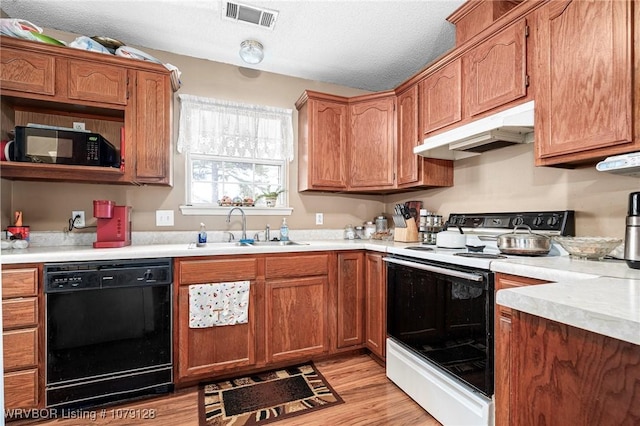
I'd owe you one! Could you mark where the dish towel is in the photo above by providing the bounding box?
[189,281,250,328]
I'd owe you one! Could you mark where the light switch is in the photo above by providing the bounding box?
[156,210,174,227]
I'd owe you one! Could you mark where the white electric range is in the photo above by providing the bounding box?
[384,210,574,426]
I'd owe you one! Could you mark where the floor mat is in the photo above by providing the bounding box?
[199,362,343,425]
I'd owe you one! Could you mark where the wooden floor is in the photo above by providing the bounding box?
[12,354,441,425]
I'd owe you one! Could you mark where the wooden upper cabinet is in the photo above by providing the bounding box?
[534,0,635,166]
[348,93,396,190]
[296,91,348,191]
[0,36,172,186]
[448,0,524,47]
[419,58,462,136]
[397,85,454,189]
[67,60,128,105]
[464,18,528,117]
[0,47,55,96]
[397,85,420,186]
[132,70,172,185]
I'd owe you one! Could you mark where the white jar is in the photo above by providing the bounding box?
[364,221,376,239]
[344,224,355,240]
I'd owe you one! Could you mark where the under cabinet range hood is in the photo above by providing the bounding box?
[414,101,535,160]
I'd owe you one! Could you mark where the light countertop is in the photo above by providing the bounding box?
[2,238,639,345]
[491,256,640,346]
[495,277,640,345]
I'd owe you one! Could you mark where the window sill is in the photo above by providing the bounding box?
[179,205,293,216]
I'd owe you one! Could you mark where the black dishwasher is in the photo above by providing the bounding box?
[44,258,173,408]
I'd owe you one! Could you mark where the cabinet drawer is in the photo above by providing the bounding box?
[2,268,38,299]
[4,368,38,409]
[0,47,55,95]
[179,257,258,285]
[266,254,329,279]
[3,298,38,329]
[3,328,38,370]
[67,60,128,105]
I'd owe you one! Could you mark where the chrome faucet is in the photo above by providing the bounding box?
[265,224,270,241]
[226,207,247,241]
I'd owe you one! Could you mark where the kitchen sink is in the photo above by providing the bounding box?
[237,240,308,246]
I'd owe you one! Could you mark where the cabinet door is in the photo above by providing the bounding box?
[176,284,257,382]
[397,85,420,186]
[349,96,396,190]
[494,273,548,426]
[176,257,258,382]
[419,58,462,136]
[535,0,633,165]
[0,47,55,96]
[336,252,364,349]
[67,60,128,105]
[308,98,348,189]
[399,84,455,189]
[265,276,329,364]
[464,19,528,117]
[365,253,386,359]
[133,70,172,185]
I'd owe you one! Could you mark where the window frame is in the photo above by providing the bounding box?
[180,153,292,217]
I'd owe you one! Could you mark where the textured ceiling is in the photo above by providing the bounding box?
[0,0,465,91]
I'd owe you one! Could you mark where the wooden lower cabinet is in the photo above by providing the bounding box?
[494,273,549,426]
[510,312,640,425]
[364,252,386,359]
[264,254,330,363]
[4,369,39,409]
[336,251,365,349]
[265,275,329,363]
[2,265,42,410]
[175,251,389,385]
[175,257,259,382]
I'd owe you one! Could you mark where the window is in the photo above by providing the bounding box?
[177,95,293,213]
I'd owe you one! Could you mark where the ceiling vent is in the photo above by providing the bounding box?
[224,2,278,30]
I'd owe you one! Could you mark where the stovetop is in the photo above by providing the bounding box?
[389,210,575,269]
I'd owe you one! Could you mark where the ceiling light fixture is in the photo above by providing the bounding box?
[239,40,264,64]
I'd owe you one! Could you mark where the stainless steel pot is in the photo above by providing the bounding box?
[496,225,551,256]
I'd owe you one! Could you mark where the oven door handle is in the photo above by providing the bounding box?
[382,257,484,282]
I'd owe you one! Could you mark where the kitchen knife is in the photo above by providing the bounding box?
[401,205,412,220]
[393,214,407,228]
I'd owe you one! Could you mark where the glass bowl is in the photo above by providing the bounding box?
[553,236,622,260]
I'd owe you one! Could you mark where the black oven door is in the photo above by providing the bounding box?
[385,256,494,396]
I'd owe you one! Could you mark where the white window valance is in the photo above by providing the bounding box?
[177,94,294,162]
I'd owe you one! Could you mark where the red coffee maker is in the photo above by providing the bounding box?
[93,200,132,248]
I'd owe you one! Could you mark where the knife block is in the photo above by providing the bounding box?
[394,218,419,242]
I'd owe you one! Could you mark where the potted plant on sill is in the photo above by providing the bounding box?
[256,186,285,207]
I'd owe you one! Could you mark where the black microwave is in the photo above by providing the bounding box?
[13,126,120,168]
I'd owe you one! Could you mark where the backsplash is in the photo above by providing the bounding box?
[5,229,346,248]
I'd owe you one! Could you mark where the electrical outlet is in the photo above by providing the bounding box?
[315,213,324,225]
[156,210,174,227]
[71,211,85,227]
[72,122,85,131]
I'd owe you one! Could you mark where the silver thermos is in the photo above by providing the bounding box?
[624,191,640,269]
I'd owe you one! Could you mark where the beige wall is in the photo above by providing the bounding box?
[385,144,639,238]
[1,27,385,236]
[2,27,638,239]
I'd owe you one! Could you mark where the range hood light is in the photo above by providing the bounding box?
[414,101,535,160]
